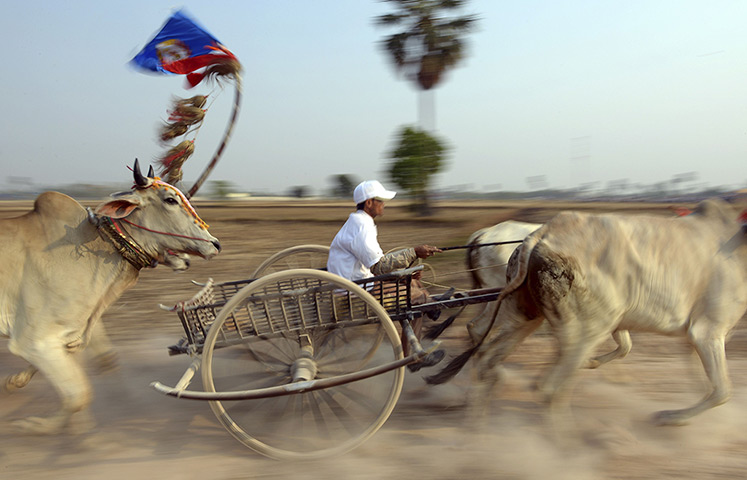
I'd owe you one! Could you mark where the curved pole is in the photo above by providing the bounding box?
[187,74,243,199]
[150,352,422,401]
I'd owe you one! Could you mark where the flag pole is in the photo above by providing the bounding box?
[187,73,242,199]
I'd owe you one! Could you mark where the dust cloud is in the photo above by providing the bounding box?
[3,333,747,479]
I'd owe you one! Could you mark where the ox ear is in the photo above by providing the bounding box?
[95,194,141,219]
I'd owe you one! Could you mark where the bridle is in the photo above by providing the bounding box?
[86,172,217,269]
[90,212,218,270]
[88,211,157,270]
[119,217,215,243]
[87,210,214,270]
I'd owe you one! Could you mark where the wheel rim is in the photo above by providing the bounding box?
[251,244,330,278]
[202,269,404,460]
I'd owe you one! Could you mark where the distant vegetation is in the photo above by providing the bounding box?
[2,179,737,204]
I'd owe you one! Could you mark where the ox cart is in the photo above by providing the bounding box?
[152,245,504,460]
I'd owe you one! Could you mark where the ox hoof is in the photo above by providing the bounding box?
[4,373,33,393]
[4,381,24,394]
[652,410,690,426]
[3,384,18,394]
[11,416,69,435]
[66,338,85,353]
[4,377,22,393]
[585,358,602,369]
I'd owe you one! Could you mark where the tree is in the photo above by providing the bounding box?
[329,174,358,198]
[288,186,310,198]
[375,0,478,129]
[209,180,237,199]
[388,125,448,215]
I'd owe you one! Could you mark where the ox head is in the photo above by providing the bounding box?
[94,160,220,271]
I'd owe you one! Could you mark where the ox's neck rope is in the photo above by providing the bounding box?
[91,214,157,270]
[118,217,214,243]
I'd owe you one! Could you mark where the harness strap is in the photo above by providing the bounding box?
[88,209,156,270]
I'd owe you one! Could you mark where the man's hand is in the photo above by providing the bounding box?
[414,244,442,259]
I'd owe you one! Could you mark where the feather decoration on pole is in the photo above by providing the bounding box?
[130,9,242,196]
[159,140,195,184]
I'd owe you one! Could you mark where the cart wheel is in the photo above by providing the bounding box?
[251,244,330,278]
[201,269,405,460]
[252,245,384,376]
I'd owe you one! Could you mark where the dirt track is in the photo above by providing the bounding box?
[2,199,747,479]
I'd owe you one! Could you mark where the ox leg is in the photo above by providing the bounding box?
[85,321,119,373]
[586,329,632,369]
[5,365,38,392]
[471,298,543,418]
[537,326,611,443]
[10,344,92,434]
[537,327,609,403]
[467,302,497,345]
[535,315,611,435]
[653,332,731,425]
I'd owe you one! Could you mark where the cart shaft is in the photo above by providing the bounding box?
[151,350,428,401]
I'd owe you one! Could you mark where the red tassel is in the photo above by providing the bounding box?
[160,140,194,169]
[186,72,205,88]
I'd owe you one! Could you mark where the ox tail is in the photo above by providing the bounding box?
[424,307,465,340]
[425,228,543,385]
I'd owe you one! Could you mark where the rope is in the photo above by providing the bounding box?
[430,263,508,279]
[119,218,214,243]
[421,279,457,290]
[419,262,509,290]
[95,216,156,270]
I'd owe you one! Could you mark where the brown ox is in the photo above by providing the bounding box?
[429,198,747,426]
[0,161,220,433]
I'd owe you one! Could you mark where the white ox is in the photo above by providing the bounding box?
[429,198,747,425]
[0,161,220,433]
[464,220,541,343]
[465,220,633,369]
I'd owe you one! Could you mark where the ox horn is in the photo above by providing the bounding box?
[147,165,155,178]
[133,158,149,187]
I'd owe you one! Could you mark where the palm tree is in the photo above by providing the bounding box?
[375,0,478,129]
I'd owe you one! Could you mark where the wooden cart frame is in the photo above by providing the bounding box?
[152,246,501,460]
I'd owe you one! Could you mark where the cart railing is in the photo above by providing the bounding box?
[162,267,421,354]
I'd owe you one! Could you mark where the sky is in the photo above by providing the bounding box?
[1,1,746,196]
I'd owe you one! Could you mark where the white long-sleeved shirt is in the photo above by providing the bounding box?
[327,210,383,281]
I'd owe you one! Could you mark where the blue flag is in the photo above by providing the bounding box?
[131,9,237,86]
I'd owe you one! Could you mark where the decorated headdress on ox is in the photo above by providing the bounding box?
[94,159,209,231]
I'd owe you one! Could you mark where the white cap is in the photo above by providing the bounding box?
[353,180,397,204]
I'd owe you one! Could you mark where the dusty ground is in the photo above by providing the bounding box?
[2,198,747,480]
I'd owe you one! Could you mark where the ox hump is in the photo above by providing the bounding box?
[692,197,738,224]
[32,191,86,220]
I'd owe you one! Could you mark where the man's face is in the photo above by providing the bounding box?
[364,198,386,218]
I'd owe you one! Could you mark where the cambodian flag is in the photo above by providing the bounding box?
[131,9,237,87]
